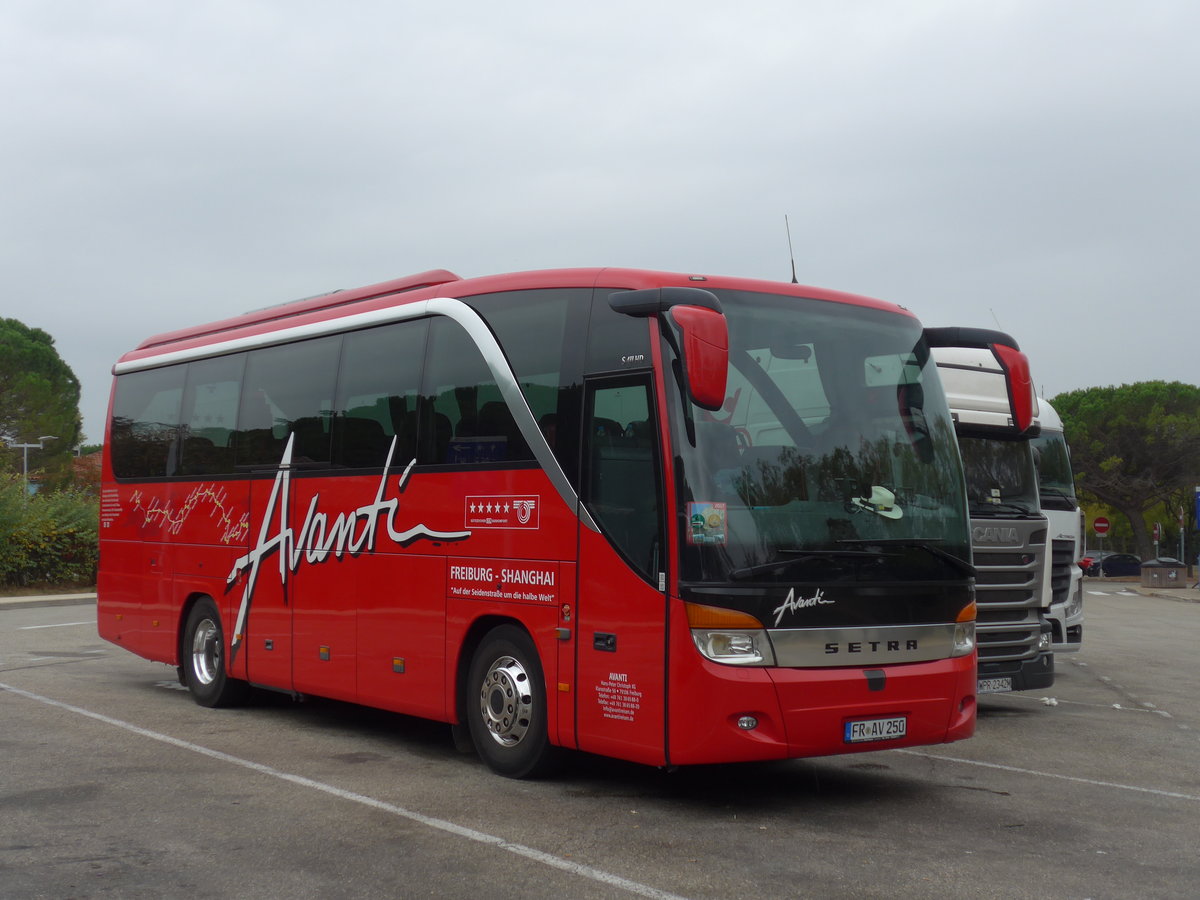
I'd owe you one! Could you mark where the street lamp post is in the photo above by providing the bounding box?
[11,435,58,494]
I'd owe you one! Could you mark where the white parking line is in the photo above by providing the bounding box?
[19,620,97,630]
[0,681,691,900]
[896,749,1200,802]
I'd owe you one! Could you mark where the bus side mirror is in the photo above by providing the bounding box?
[609,287,729,412]
[666,305,728,411]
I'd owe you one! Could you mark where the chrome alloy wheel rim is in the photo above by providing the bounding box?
[191,617,221,686]
[479,655,533,747]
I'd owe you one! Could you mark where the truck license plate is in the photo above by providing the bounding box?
[844,716,907,744]
[977,677,1013,694]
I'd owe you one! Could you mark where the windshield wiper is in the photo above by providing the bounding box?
[836,538,975,578]
[1038,486,1073,499]
[969,502,1040,517]
[728,548,876,581]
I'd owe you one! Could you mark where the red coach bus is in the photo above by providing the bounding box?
[99,267,992,778]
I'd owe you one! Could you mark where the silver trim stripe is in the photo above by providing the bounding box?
[768,623,961,667]
[113,297,597,532]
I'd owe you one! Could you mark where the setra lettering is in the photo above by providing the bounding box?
[825,639,920,655]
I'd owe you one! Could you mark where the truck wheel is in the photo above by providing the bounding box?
[182,598,248,708]
[467,626,557,778]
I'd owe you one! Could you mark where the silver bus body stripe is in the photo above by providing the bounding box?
[768,623,961,667]
[113,296,598,532]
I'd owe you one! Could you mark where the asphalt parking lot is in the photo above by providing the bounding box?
[2,582,1197,899]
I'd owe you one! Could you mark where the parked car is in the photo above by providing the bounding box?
[1080,551,1113,575]
[1085,552,1142,577]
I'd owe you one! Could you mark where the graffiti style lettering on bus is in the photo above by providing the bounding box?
[226,434,471,660]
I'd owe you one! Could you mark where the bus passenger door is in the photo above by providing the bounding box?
[574,376,669,766]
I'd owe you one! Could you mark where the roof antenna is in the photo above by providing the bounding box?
[784,215,799,284]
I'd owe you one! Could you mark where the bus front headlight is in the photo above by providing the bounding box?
[691,629,776,666]
[952,621,975,657]
[685,602,776,666]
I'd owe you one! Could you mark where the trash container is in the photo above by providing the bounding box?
[1140,557,1187,588]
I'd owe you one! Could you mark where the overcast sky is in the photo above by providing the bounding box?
[3,0,1197,444]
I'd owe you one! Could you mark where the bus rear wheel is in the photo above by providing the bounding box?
[182,598,248,708]
[466,626,557,778]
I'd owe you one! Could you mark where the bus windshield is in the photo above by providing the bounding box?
[672,290,969,585]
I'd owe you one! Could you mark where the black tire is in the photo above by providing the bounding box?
[466,625,558,778]
[182,598,249,708]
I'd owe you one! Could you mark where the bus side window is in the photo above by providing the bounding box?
[335,321,426,469]
[465,287,587,484]
[421,317,534,465]
[582,378,662,582]
[110,366,185,479]
[179,355,244,476]
[237,336,340,468]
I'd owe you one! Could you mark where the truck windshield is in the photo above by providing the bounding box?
[1030,430,1077,511]
[958,436,1041,517]
[672,289,970,585]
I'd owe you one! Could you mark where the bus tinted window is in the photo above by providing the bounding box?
[179,355,244,476]
[467,288,586,480]
[237,336,341,468]
[423,317,533,465]
[584,378,661,581]
[110,366,185,478]
[466,289,581,419]
[335,321,427,468]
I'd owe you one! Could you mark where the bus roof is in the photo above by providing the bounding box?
[117,267,911,371]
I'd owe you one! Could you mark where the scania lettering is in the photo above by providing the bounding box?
[1032,398,1084,652]
[99,267,987,778]
[930,330,1054,694]
[974,527,1019,543]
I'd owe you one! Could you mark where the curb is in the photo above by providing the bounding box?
[1132,586,1200,604]
[0,594,97,610]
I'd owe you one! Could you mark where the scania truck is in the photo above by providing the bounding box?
[930,329,1054,695]
[1032,398,1084,652]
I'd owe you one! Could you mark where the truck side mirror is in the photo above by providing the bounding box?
[924,326,1038,435]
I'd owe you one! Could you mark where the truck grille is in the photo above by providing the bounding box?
[972,524,1046,663]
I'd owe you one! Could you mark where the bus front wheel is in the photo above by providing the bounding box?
[182,598,248,708]
[466,626,557,778]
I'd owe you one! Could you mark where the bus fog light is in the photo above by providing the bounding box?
[737,716,758,730]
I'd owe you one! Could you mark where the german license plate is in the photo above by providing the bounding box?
[977,676,1013,694]
[844,715,907,744]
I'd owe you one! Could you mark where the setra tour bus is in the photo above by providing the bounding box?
[99,267,1008,778]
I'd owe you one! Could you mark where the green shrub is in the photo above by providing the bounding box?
[0,477,98,587]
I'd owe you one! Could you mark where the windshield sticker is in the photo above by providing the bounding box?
[687,501,727,545]
[773,587,835,626]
